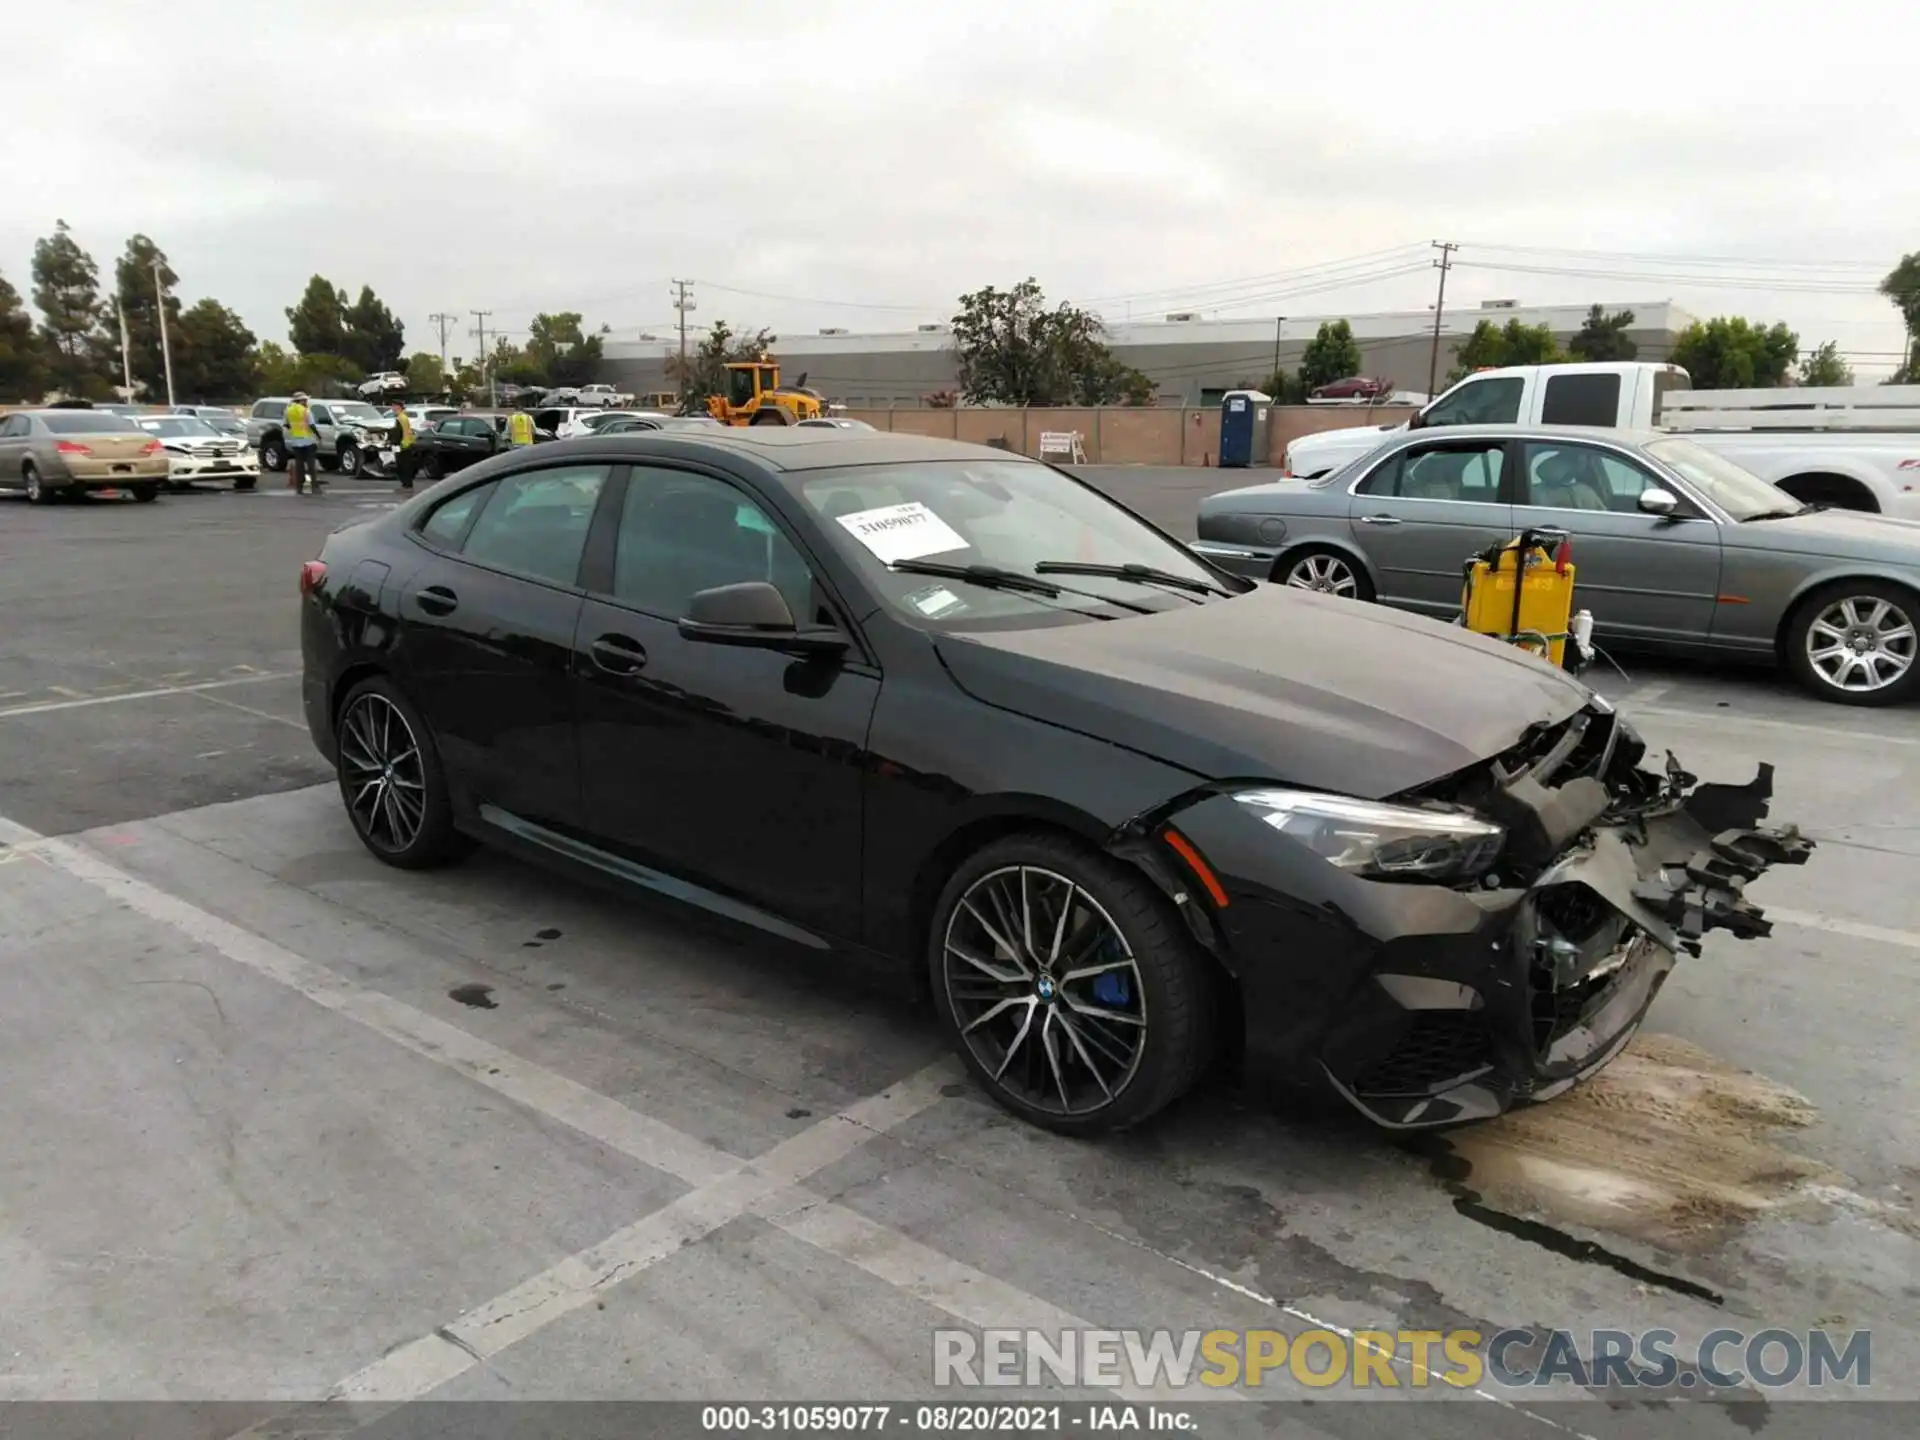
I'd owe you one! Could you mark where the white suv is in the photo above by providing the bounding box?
[357,371,409,400]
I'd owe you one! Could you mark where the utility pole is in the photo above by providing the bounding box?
[429,312,456,375]
[115,299,135,402]
[470,310,495,407]
[672,279,695,404]
[1271,316,1284,390]
[1427,241,1457,398]
[153,258,176,407]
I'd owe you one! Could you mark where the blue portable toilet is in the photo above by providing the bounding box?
[1217,389,1272,468]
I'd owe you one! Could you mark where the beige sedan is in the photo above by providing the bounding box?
[0,407,171,503]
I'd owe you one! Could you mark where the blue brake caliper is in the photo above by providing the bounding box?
[1090,937,1131,1008]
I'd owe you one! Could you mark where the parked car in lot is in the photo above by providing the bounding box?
[796,417,876,431]
[575,383,634,408]
[403,411,554,478]
[533,406,624,439]
[593,415,724,434]
[135,414,260,489]
[1195,423,1920,706]
[404,403,460,431]
[358,371,410,400]
[248,396,399,476]
[0,408,169,502]
[299,429,1806,1134]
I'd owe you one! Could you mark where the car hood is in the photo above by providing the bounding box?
[1728,505,1920,555]
[933,586,1592,800]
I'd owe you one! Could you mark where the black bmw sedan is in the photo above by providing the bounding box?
[299,430,1809,1134]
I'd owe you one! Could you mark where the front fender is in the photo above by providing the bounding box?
[1778,563,1920,628]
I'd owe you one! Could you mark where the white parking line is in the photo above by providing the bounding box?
[1769,907,1920,952]
[1632,704,1920,748]
[0,672,299,721]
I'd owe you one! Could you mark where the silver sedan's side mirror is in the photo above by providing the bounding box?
[1638,487,1680,517]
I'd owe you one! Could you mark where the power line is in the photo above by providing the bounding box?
[1459,242,1886,274]
[1451,260,1881,295]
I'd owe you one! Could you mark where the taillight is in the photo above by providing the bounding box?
[1554,538,1573,574]
[56,440,91,456]
[299,561,327,597]
[139,439,164,455]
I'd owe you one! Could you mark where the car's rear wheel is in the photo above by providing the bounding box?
[929,834,1214,1135]
[131,484,159,503]
[1784,580,1919,706]
[334,677,471,869]
[1277,546,1372,601]
[23,464,50,505]
[423,452,445,480]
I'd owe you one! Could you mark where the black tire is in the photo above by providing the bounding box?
[234,475,257,491]
[131,484,159,503]
[260,437,287,471]
[423,452,445,480]
[318,453,340,473]
[23,463,50,505]
[749,408,790,426]
[1783,579,1920,707]
[333,675,473,869]
[1274,545,1375,602]
[337,443,361,478]
[927,832,1215,1136]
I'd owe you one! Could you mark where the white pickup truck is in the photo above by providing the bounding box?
[1282,362,1920,518]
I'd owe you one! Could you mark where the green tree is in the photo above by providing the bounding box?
[173,300,258,401]
[949,279,1151,406]
[255,339,360,396]
[113,234,182,398]
[1256,369,1309,404]
[341,285,405,373]
[1669,317,1799,388]
[1298,319,1363,391]
[665,319,778,406]
[1567,305,1638,362]
[404,351,448,395]
[1878,252,1920,382]
[31,220,108,397]
[0,270,47,402]
[1797,341,1854,388]
[527,311,605,387]
[286,275,350,357]
[1446,318,1567,382]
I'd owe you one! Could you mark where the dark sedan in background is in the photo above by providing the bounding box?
[300,430,1805,1134]
[1194,424,1920,706]
[403,412,555,479]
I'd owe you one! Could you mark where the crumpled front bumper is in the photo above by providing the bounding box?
[1147,705,1813,1129]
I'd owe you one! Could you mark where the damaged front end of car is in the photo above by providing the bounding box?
[1137,699,1812,1130]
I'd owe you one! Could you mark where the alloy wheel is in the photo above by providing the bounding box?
[24,467,45,504]
[338,445,361,477]
[1286,552,1359,598]
[942,865,1147,1117]
[337,691,428,854]
[1805,594,1916,694]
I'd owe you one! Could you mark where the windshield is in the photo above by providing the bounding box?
[203,415,244,433]
[42,412,140,434]
[796,459,1222,627]
[140,417,218,438]
[1643,439,1802,521]
[329,402,383,422]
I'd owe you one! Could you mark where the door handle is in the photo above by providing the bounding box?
[589,634,648,675]
[1359,514,1404,526]
[416,585,458,616]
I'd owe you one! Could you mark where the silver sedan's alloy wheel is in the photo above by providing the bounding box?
[1286,551,1359,598]
[942,865,1147,1118]
[24,467,45,504]
[1805,594,1917,694]
[337,691,428,854]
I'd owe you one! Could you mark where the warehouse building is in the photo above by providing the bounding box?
[598,299,1694,409]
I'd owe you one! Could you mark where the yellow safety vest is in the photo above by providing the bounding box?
[285,402,313,440]
[394,411,414,448]
[508,412,534,446]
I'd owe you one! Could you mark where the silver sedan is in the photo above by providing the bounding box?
[1193,424,1920,706]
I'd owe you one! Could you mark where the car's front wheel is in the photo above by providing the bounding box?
[260,438,286,471]
[1277,546,1372,601]
[337,443,362,478]
[1785,580,1919,706]
[334,676,471,869]
[928,834,1215,1135]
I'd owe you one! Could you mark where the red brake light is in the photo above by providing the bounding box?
[299,561,328,597]
[139,439,164,455]
[1554,538,1573,574]
[56,440,91,456]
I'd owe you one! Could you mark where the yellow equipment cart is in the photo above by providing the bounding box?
[1459,527,1594,673]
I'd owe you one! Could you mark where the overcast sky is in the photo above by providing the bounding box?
[11,0,1915,374]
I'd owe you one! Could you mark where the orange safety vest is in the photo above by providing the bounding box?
[508,411,534,446]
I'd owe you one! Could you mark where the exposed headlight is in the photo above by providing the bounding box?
[1233,788,1505,882]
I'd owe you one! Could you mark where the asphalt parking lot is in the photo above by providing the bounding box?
[1,471,1915,1436]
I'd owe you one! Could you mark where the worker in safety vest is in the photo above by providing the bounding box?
[506,408,535,448]
[389,401,416,489]
[285,391,322,494]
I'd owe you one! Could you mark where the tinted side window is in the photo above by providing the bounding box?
[420,481,497,548]
[1540,372,1622,427]
[1355,454,1402,496]
[0,416,24,438]
[1393,444,1506,502]
[459,465,610,586]
[1521,443,1659,514]
[311,405,334,425]
[611,468,815,622]
[253,400,286,420]
[1422,376,1523,427]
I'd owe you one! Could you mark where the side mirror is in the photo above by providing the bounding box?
[678,581,847,657]
[1638,487,1680,518]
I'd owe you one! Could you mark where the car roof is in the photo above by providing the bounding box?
[1382,423,1668,448]
[536,428,1031,474]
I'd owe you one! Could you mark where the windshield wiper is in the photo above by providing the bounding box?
[888,559,1155,614]
[1033,560,1229,598]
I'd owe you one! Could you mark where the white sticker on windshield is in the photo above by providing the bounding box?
[836,501,968,564]
[907,585,966,618]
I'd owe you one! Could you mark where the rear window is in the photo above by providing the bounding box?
[1540,372,1623,427]
[1651,367,1690,425]
[42,412,140,434]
